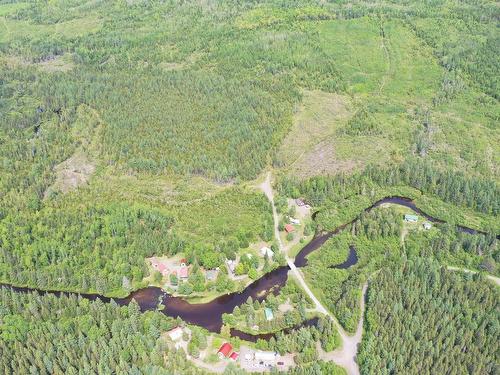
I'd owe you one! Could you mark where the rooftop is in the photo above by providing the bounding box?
[218,343,233,357]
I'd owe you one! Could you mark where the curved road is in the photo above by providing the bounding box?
[260,172,363,375]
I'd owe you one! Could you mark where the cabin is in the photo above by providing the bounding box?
[166,327,183,342]
[264,307,274,321]
[290,218,300,225]
[423,222,432,230]
[218,343,233,359]
[178,265,188,279]
[229,352,239,361]
[404,214,419,223]
[284,224,294,233]
[206,269,217,281]
[260,246,274,258]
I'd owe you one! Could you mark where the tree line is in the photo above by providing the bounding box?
[278,158,499,216]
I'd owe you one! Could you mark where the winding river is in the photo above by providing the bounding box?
[0,196,494,341]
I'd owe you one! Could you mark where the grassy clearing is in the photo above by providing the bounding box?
[0,2,28,16]
[277,17,444,178]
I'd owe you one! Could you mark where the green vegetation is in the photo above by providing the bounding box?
[278,159,499,233]
[0,288,202,374]
[223,279,316,335]
[359,258,499,374]
[0,0,498,373]
[302,203,497,332]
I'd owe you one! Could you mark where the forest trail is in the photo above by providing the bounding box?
[259,171,365,375]
[447,266,500,287]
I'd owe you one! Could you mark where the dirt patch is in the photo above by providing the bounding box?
[46,152,95,197]
[2,54,75,72]
[291,139,361,178]
[158,61,186,71]
[277,90,358,177]
[36,54,75,72]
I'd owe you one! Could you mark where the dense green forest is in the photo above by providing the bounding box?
[302,204,498,333]
[358,258,499,374]
[0,0,498,374]
[0,288,203,374]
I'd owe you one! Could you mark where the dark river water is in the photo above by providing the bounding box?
[0,196,494,340]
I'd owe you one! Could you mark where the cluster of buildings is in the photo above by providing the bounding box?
[240,347,286,370]
[150,258,189,282]
[217,342,239,361]
[404,214,432,230]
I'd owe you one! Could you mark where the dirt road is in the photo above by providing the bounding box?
[259,171,366,375]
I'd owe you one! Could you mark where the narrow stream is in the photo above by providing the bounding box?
[0,196,494,340]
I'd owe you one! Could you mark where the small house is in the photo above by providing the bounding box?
[166,327,183,342]
[284,224,294,233]
[229,352,239,361]
[178,265,188,279]
[206,269,217,281]
[404,214,419,223]
[423,222,432,230]
[264,307,274,321]
[290,218,300,225]
[295,199,305,207]
[260,247,274,258]
[218,343,233,359]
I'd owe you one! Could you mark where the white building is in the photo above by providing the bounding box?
[254,351,277,363]
[167,327,183,341]
[260,246,274,258]
[290,218,300,225]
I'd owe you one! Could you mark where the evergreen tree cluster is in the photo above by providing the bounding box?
[278,158,499,215]
[0,203,181,295]
[0,288,203,374]
[359,258,499,374]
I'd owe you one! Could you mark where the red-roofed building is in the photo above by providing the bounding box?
[218,343,233,359]
[229,352,239,361]
[284,224,294,233]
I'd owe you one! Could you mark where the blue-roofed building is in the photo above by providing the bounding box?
[404,214,418,223]
[264,308,274,321]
